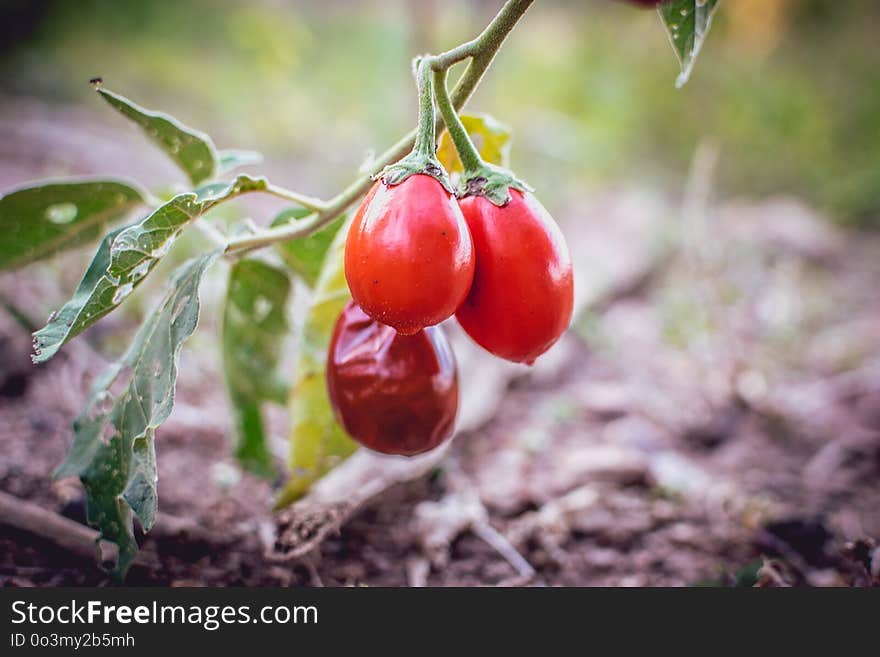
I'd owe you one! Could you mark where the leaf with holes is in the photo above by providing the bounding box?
[276,216,357,508]
[55,252,219,578]
[0,179,146,270]
[222,259,291,477]
[97,86,219,185]
[659,0,720,88]
[32,174,266,363]
[271,208,346,287]
[437,113,512,175]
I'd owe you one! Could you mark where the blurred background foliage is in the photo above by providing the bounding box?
[0,0,878,226]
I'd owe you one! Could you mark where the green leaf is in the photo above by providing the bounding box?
[270,208,346,287]
[33,174,267,363]
[222,259,292,478]
[659,0,721,88]
[55,252,220,578]
[30,224,128,362]
[217,149,263,174]
[437,113,512,175]
[276,216,356,508]
[0,179,146,270]
[97,86,218,185]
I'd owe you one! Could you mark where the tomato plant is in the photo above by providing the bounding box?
[0,0,721,577]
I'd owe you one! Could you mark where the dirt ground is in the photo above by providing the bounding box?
[1,104,879,587]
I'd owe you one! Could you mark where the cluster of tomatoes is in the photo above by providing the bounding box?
[325,169,573,457]
[323,0,671,458]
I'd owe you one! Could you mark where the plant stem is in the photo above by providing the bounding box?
[263,183,327,212]
[412,58,437,160]
[433,67,484,173]
[224,0,534,255]
[194,218,228,249]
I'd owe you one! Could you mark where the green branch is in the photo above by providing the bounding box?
[263,183,327,212]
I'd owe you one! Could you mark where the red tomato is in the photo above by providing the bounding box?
[344,174,475,335]
[455,190,574,365]
[326,300,458,456]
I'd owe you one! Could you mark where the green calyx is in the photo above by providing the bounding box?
[460,163,532,207]
[378,151,454,193]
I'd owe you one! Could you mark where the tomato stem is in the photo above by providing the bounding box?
[433,67,484,174]
[434,65,531,206]
[263,183,327,212]
[413,58,438,161]
[375,57,453,191]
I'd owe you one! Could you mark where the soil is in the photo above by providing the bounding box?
[1,105,879,588]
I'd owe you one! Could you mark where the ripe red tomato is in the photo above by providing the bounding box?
[455,190,574,365]
[344,174,475,335]
[326,300,458,456]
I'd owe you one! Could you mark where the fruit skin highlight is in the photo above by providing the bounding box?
[326,300,458,456]
[455,189,574,365]
[344,174,475,335]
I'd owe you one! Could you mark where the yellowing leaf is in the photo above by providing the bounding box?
[276,216,356,507]
[437,113,512,175]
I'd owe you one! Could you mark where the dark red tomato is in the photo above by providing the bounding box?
[344,174,475,335]
[455,190,574,365]
[326,300,458,456]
